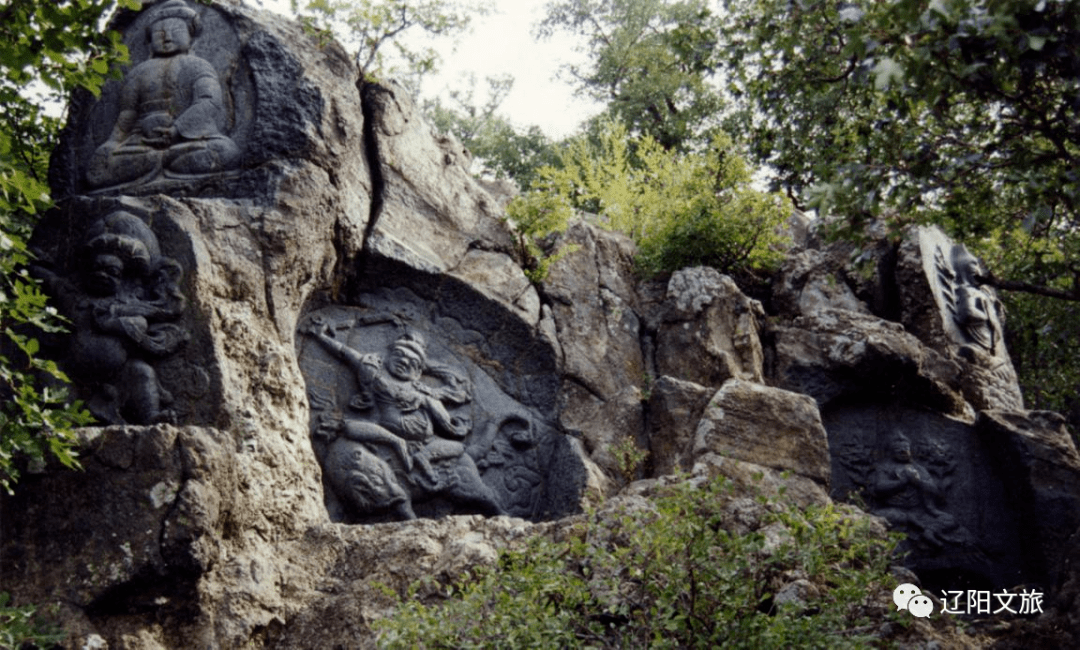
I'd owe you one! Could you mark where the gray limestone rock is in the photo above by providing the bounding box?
[361,81,517,277]
[772,249,871,319]
[655,267,765,387]
[0,425,235,614]
[539,221,645,478]
[693,379,831,487]
[769,307,970,418]
[977,410,1080,588]
[646,375,714,476]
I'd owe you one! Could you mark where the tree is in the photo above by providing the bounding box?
[0,0,130,490]
[537,0,724,151]
[292,0,491,88]
[719,0,1080,417]
[423,74,560,187]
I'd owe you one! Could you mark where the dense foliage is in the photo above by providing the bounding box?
[0,592,64,650]
[513,120,790,278]
[718,0,1080,415]
[375,474,903,648]
[537,0,724,151]
[0,0,131,491]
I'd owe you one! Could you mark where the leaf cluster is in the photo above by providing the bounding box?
[517,120,791,279]
[0,0,125,491]
[293,0,491,87]
[0,592,64,650]
[375,474,902,648]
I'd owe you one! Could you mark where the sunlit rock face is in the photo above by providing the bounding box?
[2,2,1078,648]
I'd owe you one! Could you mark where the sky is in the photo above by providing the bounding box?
[261,0,604,140]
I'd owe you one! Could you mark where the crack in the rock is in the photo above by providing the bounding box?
[354,78,388,282]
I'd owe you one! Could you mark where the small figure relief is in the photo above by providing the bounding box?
[37,211,189,424]
[835,439,876,490]
[477,416,545,518]
[87,0,240,192]
[867,432,970,553]
[934,244,1006,359]
[303,315,506,521]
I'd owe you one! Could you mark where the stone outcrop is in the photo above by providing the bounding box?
[2,2,1079,648]
[694,379,830,486]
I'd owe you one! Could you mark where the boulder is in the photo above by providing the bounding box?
[654,267,765,387]
[539,221,646,478]
[978,410,1080,587]
[646,375,714,476]
[769,308,969,417]
[772,248,871,319]
[693,379,831,487]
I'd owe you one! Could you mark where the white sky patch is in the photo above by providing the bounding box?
[259,0,603,140]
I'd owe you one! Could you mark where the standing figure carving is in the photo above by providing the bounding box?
[935,244,1005,358]
[87,0,240,191]
[36,211,188,424]
[306,319,505,521]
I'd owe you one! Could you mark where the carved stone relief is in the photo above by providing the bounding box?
[49,0,260,198]
[86,0,241,193]
[826,403,1028,589]
[934,244,1005,358]
[298,301,584,523]
[902,225,1023,410]
[32,209,194,424]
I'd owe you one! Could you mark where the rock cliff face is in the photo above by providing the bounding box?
[3,2,1079,648]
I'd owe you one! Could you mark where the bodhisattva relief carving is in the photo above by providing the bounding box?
[87,0,240,191]
[934,244,1006,360]
[867,432,966,551]
[302,314,508,521]
[838,430,976,554]
[35,211,189,424]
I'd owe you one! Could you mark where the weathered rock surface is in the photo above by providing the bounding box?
[2,2,1079,648]
[694,379,831,486]
[770,307,970,417]
[654,267,765,387]
[895,225,1024,411]
[645,375,713,476]
[540,221,645,476]
[977,410,1080,587]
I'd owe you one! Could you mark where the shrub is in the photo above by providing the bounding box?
[0,592,64,649]
[374,474,902,648]
[504,191,577,283]
[514,121,792,279]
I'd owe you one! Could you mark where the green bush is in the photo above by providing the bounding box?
[514,121,791,279]
[0,592,64,650]
[504,191,577,283]
[375,474,902,648]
